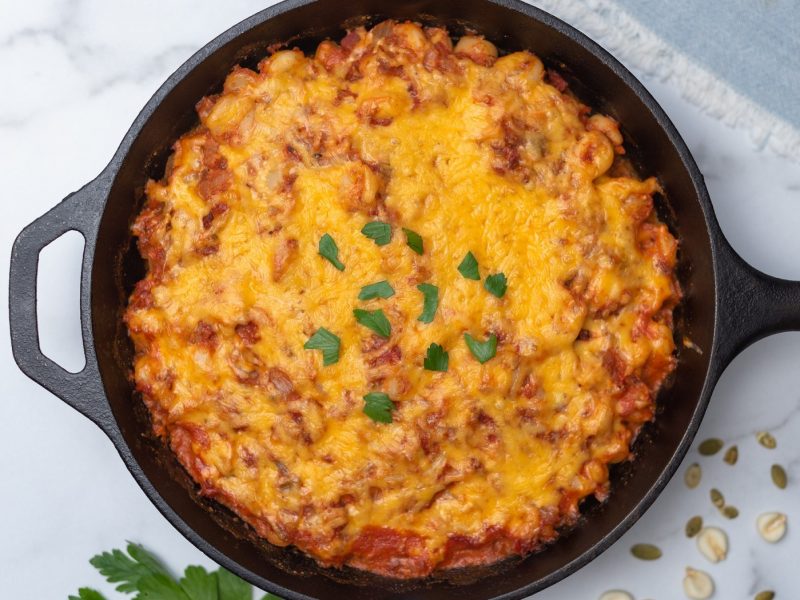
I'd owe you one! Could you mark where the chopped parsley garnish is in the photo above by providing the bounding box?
[358,280,395,300]
[318,233,345,270]
[363,392,396,423]
[423,342,449,372]
[484,272,508,298]
[403,228,424,255]
[353,308,391,338]
[303,327,341,365]
[457,251,480,280]
[464,333,498,363]
[416,283,439,323]
[361,221,392,246]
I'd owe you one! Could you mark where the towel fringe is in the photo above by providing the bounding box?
[532,0,800,161]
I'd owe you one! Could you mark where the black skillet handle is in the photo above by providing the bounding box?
[714,231,800,368]
[9,176,114,432]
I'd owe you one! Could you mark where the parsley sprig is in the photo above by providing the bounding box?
[464,333,498,363]
[416,283,439,323]
[457,251,480,280]
[70,591,107,600]
[358,280,395,300]
[403,228,423,255]
[318,233,345,270]
[423,342,449,372]
[354,308,392,338]
[361,221,392,246]
[70,542,282,600]
[304,327,341,365]
[363,392,396,423]
[484,273,507,298]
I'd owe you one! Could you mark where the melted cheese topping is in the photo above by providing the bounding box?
[126,21,680,578]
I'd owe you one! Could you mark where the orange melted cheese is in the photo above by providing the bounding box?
[126,21,680,578]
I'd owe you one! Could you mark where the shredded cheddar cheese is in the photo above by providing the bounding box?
[125,20,680,578]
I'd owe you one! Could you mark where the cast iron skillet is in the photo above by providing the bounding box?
[9,0,800,598]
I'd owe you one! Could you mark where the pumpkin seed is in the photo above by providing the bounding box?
[757,512,787,543]
[710,488,725,509]
[685,515,703,538]
[696,526,728,562]
[630,543,662,560]
[771,464,787,489]
[723,505,739,519]
[683,567,714,599]
[685,463,702,488]
[757,431,777,449]
[698,438,724,455]
[755,592,775,600]
[599,591,634,600]
[723,445,738,465]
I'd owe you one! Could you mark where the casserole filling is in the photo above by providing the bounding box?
[126,20,680,578]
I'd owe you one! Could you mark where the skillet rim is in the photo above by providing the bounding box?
[90,0,722,597]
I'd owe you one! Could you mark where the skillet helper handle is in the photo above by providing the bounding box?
[715,233,800,366]
[9,177,112,430]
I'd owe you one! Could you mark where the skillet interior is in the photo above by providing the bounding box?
[90,0,717,597]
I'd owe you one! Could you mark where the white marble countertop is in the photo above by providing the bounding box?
[0,1,798,598]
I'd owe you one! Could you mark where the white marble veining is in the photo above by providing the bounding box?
[0,1,798,598]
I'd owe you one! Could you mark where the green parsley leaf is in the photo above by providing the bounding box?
[423,342,449,371]
[89,542,170,593]
[464,333,498,364]
[180,566,218,600]
[84,545,267,600]
[126,542,172,578]
[69,589,108,600]
[353,308,391,338]
[361,221,392,246]
[303,327,341,366]
[457,251,480,280]
[363,392,396,423]
[137,573,191,600]
[416,283,439,323]
[403,228,423,255]
[484,273,507,298]
[358,280,395,300]
[217,568,252,600]
[318,233,345,270]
